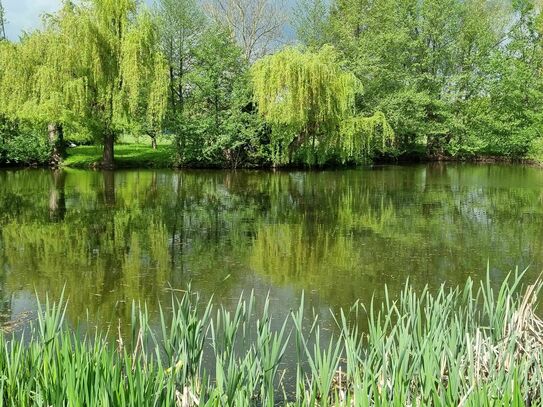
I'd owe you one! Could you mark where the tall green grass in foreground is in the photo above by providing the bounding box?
[1,273,543,406]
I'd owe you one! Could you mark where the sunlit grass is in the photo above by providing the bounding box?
[64,144,174,168]
[1,272,542,405]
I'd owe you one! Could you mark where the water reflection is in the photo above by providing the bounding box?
[0,164,542,332]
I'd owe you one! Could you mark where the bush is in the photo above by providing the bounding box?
[0,118,50,165]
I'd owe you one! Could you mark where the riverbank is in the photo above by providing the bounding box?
[1,274,541,405]
[61,144,543,170]
[2,143,542,170]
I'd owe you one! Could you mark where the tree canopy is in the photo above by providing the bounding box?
[1,0,543,167]
[0,0,168,167]
[252,46,393,165]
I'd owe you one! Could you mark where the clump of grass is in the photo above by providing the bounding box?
[0,272,542,405]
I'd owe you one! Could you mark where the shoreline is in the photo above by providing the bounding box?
[2,155,541,171]
[2,141,543,170]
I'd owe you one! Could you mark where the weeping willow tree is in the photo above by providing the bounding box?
[79,0,168,167]
[251,46,394,165]
[118,10,169,149]
[0,3,91,165]
[0,42,18,111]
[0,0,168,167]
[340,112,394,163]
[83,0,139,165]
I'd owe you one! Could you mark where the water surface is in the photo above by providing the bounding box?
[0,164,542,331]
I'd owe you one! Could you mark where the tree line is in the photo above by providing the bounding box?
[0,0,542,168]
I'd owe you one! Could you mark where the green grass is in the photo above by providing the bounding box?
[64,144,174,168]
[1,273,543,405]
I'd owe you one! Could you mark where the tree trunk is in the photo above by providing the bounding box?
[151,135,157,150]
[102,132,115,169]
[49,170,66,222]
[48,123,64,167]
[288,131,307,164]
[103,171,116,207]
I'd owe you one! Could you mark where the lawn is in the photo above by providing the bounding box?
[64,144,174,168]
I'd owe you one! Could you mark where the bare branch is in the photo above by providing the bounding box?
[204,0,286,62]
[0,0,7,40]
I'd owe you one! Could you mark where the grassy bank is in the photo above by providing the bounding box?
[1,274,542,406]
[62,144,543,170]
[64,144,174,168]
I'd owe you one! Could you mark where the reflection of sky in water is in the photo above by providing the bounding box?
[0,163,542,338]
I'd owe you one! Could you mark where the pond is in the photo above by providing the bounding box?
[0,163,542,333]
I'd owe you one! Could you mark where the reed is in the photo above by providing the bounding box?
[0,272,542,406]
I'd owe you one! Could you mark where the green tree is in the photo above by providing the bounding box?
[328,0,503,157]
[466,0,543,157]
[118,10,169,150]
[0,3,87,165]
[251,46,392,165]
[292,0,330,48]
[80,0,167,167]
[0,0,168,167]
[184,27,264,167]
[154,0,206,157]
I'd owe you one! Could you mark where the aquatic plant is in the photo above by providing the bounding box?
[0,272,542,405]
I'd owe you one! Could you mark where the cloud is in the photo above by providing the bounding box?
[4,0,62,40]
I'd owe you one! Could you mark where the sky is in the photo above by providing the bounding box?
[4,0,67,40]
[2,0,297,42]
[2,0,151,41]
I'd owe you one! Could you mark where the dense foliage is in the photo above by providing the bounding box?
[252,46,393,165]
[328,0,543,159]
[1,0,543,167]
